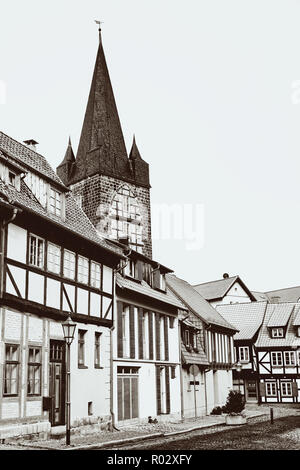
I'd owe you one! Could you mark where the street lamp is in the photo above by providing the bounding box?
[234,360,242,393]
[62,314,76,446]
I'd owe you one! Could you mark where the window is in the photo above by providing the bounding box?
[284,351,296,367]
[184,329,190,347]
[74,194,82,208]
[271,351,283,367]
[63,250,76,280]
[8,171,16,187]
[91,261,101,289]
[3,344,20,396]
[124,259,136,278]
[239,346,250,363]
[266,382,277,397]
[297,327,300,338]
[272,328,284,338]
[281,382,292,397]
[47,242,61,274]
[110,185,143,250]
[29,234,44,268]
[143,263,152,285]
[94,333,101,368]
[142,311,150,360]
[78,256,89,284]
[122,306,130,358]
[78,330,86,367]
[49,187,62,216]
[27,347,42,396]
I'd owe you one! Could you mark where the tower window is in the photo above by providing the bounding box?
[110,185,143,251]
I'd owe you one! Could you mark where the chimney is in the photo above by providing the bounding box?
[223,273,229,279]
[23,139,38,151]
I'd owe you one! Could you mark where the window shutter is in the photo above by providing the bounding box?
[153,270,161,289]
[138,308,143,359]
[117,301,123,358]
[164,316,169,361]
[156,366,161,415]
[155,314,161,361]
[129,305,135,359]
[136,260,143,281]
[149,312,154,360]
[166,367,170,414]
[259,382,266,397]
[292,382,298,397]
[169,317,175,329]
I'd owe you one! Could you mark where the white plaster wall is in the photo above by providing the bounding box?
[7,224,27,263]
[182,369,206,418]
[70,325,111,421]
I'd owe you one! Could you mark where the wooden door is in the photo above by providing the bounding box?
[49,340,66,426]
[117,367,139,421]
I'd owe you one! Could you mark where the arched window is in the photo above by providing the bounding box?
[110,185,143,252]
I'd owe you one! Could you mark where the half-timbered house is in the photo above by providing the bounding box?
[0,131,123,439]
[216,302,267,402]
[255,302,300,403]
[166,274,238,416]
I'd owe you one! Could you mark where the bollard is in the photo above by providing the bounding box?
[270,407,274,424]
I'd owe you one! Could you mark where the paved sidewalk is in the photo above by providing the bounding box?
[0,404,298,451]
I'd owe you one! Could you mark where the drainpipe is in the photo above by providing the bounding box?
[0,207,19,297]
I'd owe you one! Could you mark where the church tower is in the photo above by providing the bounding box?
[57,31,152,258]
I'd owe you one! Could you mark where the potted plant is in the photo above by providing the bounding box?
[224,390,247,425]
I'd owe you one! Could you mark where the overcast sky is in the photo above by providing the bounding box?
[1,0,300,292]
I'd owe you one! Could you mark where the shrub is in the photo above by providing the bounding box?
[210,406,222,415]
[224,390,245,415]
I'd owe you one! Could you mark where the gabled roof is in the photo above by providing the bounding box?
[255,303,300,348]
[0,133,123,258]
[181,341,209,367]
[267,303,294,328]
[265,286,300,303]
[252,291,269,301]
[193,275,256,302]
[216,302,267,340]
[166,274,237,332]
[0,131,65,188]
[116,274,187,310]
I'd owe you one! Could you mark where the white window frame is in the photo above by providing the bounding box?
[29,233,45,269]
[271,351,283,367]
[47,242,61,274]
[49,187,62,217]
[77,255,89,285]
[281,381,293,397]
[272,328,284,338]
[284,351,296,367]
[63,249,76,280]
[142,311,150,360]
[266,382,277,397]
[90,261,101,289]
[239,346,250,363]
[160,316,165,360]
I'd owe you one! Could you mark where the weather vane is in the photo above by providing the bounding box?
[95,20,103,42]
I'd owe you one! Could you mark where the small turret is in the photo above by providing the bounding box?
[56,137,75,185]
[129,135,150,187]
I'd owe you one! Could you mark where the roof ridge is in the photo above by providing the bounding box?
[193,276,238,287]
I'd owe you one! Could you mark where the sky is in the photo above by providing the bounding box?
[1,0,300,292]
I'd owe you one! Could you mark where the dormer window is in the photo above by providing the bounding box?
[49,187,62,217]
[271,328,284,338]
[8,171,16,187]
[124,259,136,278]
[239,346,249,363]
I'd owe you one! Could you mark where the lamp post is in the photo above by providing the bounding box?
[62,314,76,446]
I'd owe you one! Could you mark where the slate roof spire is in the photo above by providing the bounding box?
[56,137,75,185]
[58,31,150,188]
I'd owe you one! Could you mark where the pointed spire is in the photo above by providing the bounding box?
[129,135,142,160]
[74,31,128,181]
[60,136,75,166]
